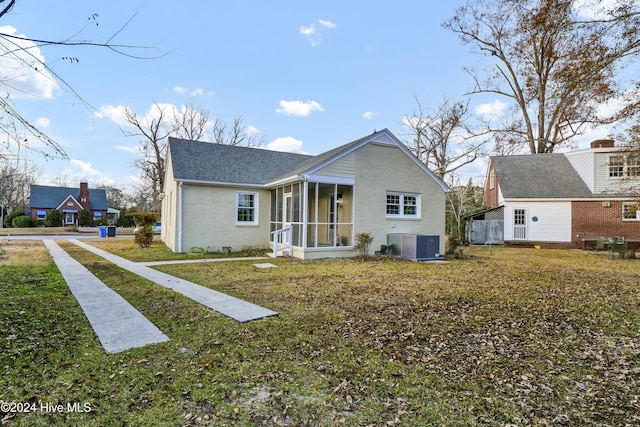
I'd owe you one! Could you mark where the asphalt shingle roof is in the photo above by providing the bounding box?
[29,185,108,210]
[491,154,594,199]
[168,138,313,185]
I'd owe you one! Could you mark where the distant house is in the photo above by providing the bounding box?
[29,181,108,225]
[161,129,450,259]
[472,140,640,249]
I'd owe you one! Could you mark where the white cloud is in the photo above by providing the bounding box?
[173,86,188,94]
[573,0,619,19]
[94,104,130,127]
[114,145,140,154]
[191,88,204,96]
[362,111,379,120]
[318,19,336,29]
[36,117,51,128]
[276,100,324,116]
[300,19,336,46]
[475,100,508,120]
[300,25,316,36]
[69,159,102,177]
[0,25,59,99]
[244,125,259,136]
[266,137,307,154]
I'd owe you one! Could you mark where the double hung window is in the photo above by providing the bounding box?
[236,192,257,224]
[386,192,419,218]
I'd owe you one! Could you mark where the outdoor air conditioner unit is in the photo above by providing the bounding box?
[401,234,441,260]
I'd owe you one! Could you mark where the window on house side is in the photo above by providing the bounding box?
[608,155,626,178]
[489,169,495,189]
[622,202,640,220]
[386,192,420,218]
[626,155,640,177]
[236,192,257,224]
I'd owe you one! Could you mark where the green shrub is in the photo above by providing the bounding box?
[132,212,158,248]
[45,210,63,227]
[353,232,374,260]
[4,211,25,228]
[134,226,154,248]
[78,209,91,226]
[12,215,33,228]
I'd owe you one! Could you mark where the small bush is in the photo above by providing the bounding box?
[12,215,33,228]
[78,209,91,226]
[132,212,158,249]
[353,232,374,260]
[4,211,25,228]
[45,210,63,227]
[134,226,154,248]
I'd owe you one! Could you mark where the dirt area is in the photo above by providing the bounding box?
[0,239,50,267]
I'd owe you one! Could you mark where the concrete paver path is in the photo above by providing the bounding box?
[69,239,278,323]
[44,240,169,353]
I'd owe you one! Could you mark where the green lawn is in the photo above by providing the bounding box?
[1,240,639,426]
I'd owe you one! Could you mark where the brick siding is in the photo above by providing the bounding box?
[572,201,640,247]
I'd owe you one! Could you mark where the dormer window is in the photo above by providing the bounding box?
[608,155,625,178]
[608,154,639,178]
[627,155,640,177]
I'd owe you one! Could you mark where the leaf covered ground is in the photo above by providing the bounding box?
[1,241,639,426]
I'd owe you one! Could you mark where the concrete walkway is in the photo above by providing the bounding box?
[43,240,170,353]
[68,239,278,323]
[139,256,267,267]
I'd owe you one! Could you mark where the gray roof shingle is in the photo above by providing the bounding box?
[491,154,594,199]
[168,138,313,185]
[29,185,108,210]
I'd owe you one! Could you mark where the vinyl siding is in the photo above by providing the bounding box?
[314,151,355,177]
[504,201,571,242]
[565,151,595,192]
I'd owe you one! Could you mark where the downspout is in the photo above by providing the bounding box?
[178,181,183,253]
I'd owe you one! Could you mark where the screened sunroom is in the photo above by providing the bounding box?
[269,180,354,257]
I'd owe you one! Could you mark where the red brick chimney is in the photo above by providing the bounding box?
[590,139,614,148]
[78,181,91,211]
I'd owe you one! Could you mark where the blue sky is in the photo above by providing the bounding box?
[1,1,615,191]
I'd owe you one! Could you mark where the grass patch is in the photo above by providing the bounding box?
[1,243,639,425]
[83,238,268,262]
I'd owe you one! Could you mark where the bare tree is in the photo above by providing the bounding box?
[97,184,129,210]
[0,150,41,217]
[403,94,489,181]
[211,115,263,147]
[444,0,640,154]
[0,2,158,159]
[174,98,210,141]
[122,102,174,212]
[123,100,261,212]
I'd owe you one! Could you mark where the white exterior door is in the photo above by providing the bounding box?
[283,194,292,244]
[513,208,527,240]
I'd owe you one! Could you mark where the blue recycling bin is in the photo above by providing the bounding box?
[98,225,107,238]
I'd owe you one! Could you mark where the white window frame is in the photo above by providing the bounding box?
[235,191,258,225]
[36,210,47,220]
[626,155,640,178]
[608,155,625,178]
[385,192,420,219]
[622,202,640,221]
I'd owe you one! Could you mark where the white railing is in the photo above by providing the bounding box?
[270,227,292,258]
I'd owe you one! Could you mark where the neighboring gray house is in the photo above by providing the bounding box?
[28,181,108,225]
[161,129,450,259]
